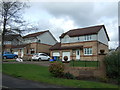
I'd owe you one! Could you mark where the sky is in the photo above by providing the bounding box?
[22,0,119,49]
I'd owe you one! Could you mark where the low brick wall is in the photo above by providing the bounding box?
[63,54,106,78]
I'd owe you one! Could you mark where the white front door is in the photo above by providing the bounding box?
[62,52,70,61]
[76,50,80,60]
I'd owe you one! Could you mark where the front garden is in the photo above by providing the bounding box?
[2,63,119,88]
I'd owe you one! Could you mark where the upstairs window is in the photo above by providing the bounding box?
[78,37,80,41]
[84,48,92,55]
[37,40,41,43]
[4,41,11,45]
[84,35,92,41]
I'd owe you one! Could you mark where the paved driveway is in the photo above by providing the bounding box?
[2,74,69,89]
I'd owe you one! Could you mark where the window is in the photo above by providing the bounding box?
[38,40,41,43]
[4,41,11,45]
[78,37,80,40]
[77,50,79,55]
[84,35,92,41]
[41,54,47,56]
[84,48,92,55]
[30,48,35,54]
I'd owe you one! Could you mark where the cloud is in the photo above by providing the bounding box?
[39,2,117,26]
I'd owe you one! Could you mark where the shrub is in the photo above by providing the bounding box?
[63,72,76,79]
[49,61,64,77]
[98,77,109,83]
[104,51,120,80]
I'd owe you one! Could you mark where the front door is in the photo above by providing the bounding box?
[76,50,80,60]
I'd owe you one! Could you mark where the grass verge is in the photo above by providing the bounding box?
[2,63,119,88]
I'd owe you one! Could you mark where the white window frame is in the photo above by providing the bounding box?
[84,48,92,55]
[84,35,92,41]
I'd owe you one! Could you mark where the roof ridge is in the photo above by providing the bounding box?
[59,25,104,38]
[69,25,104,31]
[25,30,49,35]
[23,30,49,38]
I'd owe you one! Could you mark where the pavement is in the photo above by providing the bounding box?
[2,74,68,89]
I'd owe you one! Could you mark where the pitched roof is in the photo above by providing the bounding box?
[4,44,28,49]
[11,44,28,49]
[50,43,83,50]
[23,30,49,38]
[59,25,110,41]
[4,34,21,41]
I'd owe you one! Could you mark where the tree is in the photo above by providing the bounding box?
[0,0,29,59]
[104,51,120,84]
[1,0,29,34]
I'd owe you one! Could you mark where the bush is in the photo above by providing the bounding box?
[104,51,120,80]
[98,77,109,83]
[63,72,76,79]
[49,61,64,77]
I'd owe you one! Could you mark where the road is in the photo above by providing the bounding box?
[2,74,68,89]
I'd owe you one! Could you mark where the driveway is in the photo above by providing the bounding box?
[2,74,69,89]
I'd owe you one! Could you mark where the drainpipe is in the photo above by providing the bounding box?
[97,34,99,67]
[35,37,38,53]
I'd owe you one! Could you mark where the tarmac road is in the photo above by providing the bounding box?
[2,74,69,89]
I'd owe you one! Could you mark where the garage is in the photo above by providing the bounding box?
[52,52,60,56]
[62,51,70,61]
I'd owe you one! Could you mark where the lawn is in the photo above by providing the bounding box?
[2,63,119,88]
[70,60,100,67]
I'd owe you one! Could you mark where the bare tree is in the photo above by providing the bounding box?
[0,0,29,59]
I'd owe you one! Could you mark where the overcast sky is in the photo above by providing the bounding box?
[23,0,119,49]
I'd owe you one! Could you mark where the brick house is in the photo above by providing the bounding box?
[4,30,57,59]
[3,34,24,52]
[50,25,110,61]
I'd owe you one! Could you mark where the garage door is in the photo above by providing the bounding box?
[53,52,60,56]
[62,52,70,61]
[14,52,18,55]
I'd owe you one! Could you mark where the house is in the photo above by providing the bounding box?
[8,30,57,59]
[50,25,110,61]
[3,34,23,52]
[23,30,57,45]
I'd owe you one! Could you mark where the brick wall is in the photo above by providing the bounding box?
[64,54,106,78]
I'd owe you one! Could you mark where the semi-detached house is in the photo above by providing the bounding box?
[4,30,57,60]
[50,25,110,61]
